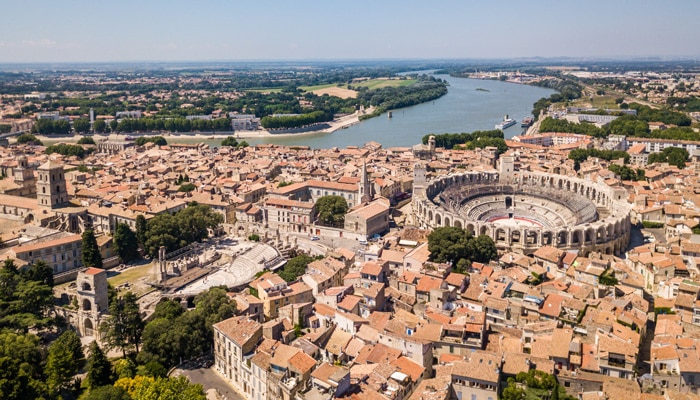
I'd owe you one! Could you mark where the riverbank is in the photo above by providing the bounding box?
[33,107,373,145]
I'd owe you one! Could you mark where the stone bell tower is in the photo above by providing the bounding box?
[37,160,68,208]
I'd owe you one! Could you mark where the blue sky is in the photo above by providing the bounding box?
[1,0,698,62]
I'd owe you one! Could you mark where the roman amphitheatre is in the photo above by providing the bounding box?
[413,156,632,256]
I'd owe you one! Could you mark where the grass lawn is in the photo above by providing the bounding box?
[245,88,283,93]
[298,83,340,91]
[107,262,154,291]
[354,78,416,90]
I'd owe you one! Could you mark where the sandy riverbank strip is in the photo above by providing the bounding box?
[34,108,373,145]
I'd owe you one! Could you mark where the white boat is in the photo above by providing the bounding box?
[495,114,516,130]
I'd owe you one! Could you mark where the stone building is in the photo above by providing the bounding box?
[37,160,68,208]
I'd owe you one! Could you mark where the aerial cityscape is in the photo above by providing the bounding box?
[2,2,700,400]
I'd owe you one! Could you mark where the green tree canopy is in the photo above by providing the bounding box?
[0,331,46,400]
[113,223,140,263]
[45,330,85,395]
[82,229,103,268]
[93,119,107,133]
[648,147,689,169]
[278,255,313,282]
[315,195,348,227]
[221,136,238,147]
[0,259,55,331]
[115,375,206,400]
[427,227,497,268]
[100,292,144,357]
[15,133,43,145]
[86,341,113,390]
[73,118,91,133]
[77,136,96,145]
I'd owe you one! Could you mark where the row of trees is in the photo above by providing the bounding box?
[568,148,630,164]
[45,143,92,159]
[421,129,503,150]
[260,110,332,129]
[32,119,71,135]
[134,136,167,146]
[114,117,232,133]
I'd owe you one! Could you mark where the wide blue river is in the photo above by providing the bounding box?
[175,73,555,149]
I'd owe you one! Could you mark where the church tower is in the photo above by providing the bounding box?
[413,162,427,197]
[37,160,68,208]
[14,155,36,196]
[358,159,373,204]
[499,156,515,184]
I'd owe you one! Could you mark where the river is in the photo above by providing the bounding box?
[41,74,555,149]
[184,74,554,148]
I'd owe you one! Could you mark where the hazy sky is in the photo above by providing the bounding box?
[1,0,698,63]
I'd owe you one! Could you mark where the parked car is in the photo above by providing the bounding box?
[311,236,320,241]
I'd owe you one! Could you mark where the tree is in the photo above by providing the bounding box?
[23,259,54,287]
[221,136,238,147]
[93,119,107,133]
[178,183,196,193]
[315,195,348,227]
[115,376,206,400]
[0,259,54,331]
[45,330,85,395]
[100,292,144,357]
[77,136,96,145]
[278,255,313,282]
[466,234,497,264]
[74,118,91,133]
[0,331,46,400]
[82,229,103,268]
[427,226,469,264]
[86,341,113,390]
[150,299,185,320]
[648,147,689,169]
[135,215,147,248]
[80,385,131,400]
[501,384,525,400]
[15,133,43,145]
[193,286,237,335]
[113,223,140,263]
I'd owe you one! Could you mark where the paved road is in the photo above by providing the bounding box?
[174,366,244,400]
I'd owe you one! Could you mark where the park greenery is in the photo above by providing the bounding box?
[46,143,93,159]
[134,136,167,146]
[32,119,71,135]
[501,369,575,400]
[16,133,43,145]
[427,227,498,273]
[221,136,249,148]
[315,195,349,228]
[568,148,630,165]
[138,288,235,369]
[608,164,646,181]
[648,147,689,169]
[538,103,693,140]
[278,254,315,282]
[139,203,223,258]
[421,129,505,152]
[261,110,332,129]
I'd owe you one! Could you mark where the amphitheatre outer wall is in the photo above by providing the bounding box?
[412,167,632,256]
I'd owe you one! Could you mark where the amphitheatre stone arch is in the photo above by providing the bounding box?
[413,170,631,255]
